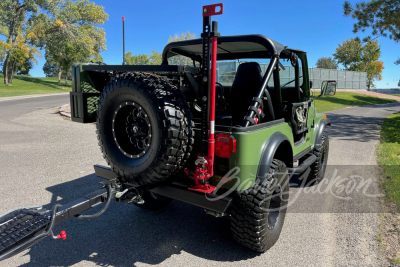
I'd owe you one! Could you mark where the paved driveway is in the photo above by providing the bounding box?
[1,94,400,266]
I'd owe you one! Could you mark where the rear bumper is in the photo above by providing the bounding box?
[94,165,232,213]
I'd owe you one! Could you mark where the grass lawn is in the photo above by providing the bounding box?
[0,74,71,97]
[378,112,400,210]
[392,94,400,97]
[314,92,398,113]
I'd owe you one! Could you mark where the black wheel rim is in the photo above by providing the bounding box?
[112,101,152,158]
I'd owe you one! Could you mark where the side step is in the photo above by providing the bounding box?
[94,165,232,213]
[288,153,317,174]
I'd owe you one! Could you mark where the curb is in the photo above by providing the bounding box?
[59,104,71,118]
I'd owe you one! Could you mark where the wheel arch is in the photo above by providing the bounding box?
[315,118,331,151]
[256,132,293,184]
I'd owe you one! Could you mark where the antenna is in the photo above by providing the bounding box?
[122,16,125,65]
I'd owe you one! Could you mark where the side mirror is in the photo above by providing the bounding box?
[321,80,336,96]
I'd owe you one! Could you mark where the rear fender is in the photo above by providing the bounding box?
[257,132,292,184]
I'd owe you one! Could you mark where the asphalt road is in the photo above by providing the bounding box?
[1,94,400,267]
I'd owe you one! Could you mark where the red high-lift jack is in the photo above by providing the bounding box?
[185,3,223,194]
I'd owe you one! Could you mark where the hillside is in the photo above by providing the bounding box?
[0,74,71,97]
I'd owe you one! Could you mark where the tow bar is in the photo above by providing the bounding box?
[0,164,232,262]
[0,178,136,261]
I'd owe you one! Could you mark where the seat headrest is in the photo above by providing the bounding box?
[232,62,262,89]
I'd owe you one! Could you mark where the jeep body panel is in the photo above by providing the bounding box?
[211,112,323,191]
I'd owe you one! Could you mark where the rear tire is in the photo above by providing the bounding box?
[230,159,289,252]
[96,72,194,185]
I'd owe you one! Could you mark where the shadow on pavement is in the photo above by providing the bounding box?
[325,104,400,142]
[20,173,259,266]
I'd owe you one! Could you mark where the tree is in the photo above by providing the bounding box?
[366,61,384,88]
[124,52,150,65]
[316,57,338,69]
[1,24,40,82]
[149,50,162,65]
[333,38,382,89]
[344,0,400,42]
[18,58,33,74]
[43,54,60,78]
[333,37,364,70]
[0,0,59,85]
[344,0,400,67]
[123,31,196,66]
[0,0,107,85]
[123,50,161,65]
[167,31,197,65]
[42,0,108,85]
[0,45,5,64]
[9,31,40,81]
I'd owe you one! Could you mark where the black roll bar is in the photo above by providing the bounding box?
[242,56,278,127]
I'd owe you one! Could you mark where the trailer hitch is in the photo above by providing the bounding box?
[0,178,127,261]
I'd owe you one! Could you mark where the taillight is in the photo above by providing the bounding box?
[215,134,236,158]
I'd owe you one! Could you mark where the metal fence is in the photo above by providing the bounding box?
[216,62,367,90]
[309,68,367,90]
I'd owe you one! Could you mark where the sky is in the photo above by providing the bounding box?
[29,0,400,88]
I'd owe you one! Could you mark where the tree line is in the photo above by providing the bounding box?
[2,0,398,88]
[0,0,108,85]
[316,38,384,89]
[124,31,196,66]
[316,0,399,89]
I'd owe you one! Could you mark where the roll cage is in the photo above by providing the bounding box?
[161,34,303,64]
[162,34,309,127]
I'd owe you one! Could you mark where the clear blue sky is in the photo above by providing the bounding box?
[29,0,400,88]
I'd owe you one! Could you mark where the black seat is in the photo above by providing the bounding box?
[229,62,263,126]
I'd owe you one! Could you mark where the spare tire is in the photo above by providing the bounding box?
[96,72,194,185]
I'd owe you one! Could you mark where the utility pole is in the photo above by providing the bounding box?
[122,16,125,65]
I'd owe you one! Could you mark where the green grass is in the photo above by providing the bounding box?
[390,257,400,265]
[0,74,71,97]
[313,92,398,113]
[393,94,400,97]
[378,112,400,211]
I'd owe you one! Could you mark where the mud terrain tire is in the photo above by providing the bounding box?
[230,159,289,252]
[97,72,194,185]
